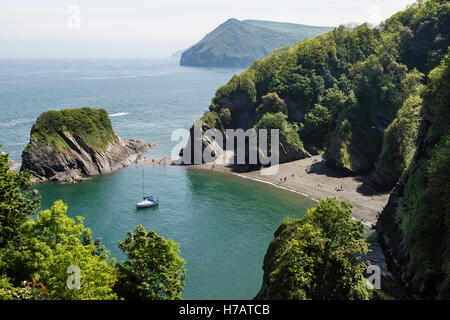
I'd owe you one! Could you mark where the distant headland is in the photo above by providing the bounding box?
[180,19,333,68]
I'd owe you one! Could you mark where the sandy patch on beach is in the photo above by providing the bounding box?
[186,155,390,226]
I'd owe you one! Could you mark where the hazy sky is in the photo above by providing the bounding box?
[0,0,416,58]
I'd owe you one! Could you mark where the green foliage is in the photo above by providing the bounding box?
[200,111,221,129]
[219,108,232,127]
[28,107,119,153]
[326,106,383,173]
[259,198,370,300]
[1,147,187,301]
[194,0,448,175]
[391,53,450,299]
[373,94,423,188]
[255,112,305,153]
[214,71,257,104]
[255,92,288,121]
[321,87,347,117]
[424,51,450,142]
[0,147,39,248]
[0,200,118,300]
[300,104,333,153]
[385,0,450,73]
[114,225,186,300]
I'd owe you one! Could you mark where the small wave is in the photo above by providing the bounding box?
[0,118,35,128]
[109,112,129,117]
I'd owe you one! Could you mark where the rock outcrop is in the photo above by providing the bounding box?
[21,108,154,183]
[8,159,21,172]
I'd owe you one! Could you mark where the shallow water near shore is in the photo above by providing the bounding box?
[0,58,315,299]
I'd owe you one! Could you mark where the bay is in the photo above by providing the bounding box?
[0,58,315,299]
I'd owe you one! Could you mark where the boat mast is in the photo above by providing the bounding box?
[142,169,144,198]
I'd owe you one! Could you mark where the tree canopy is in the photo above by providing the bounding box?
[114,225,187,300]
[257,198,371,300]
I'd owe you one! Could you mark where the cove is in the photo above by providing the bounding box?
[35,164,315,299]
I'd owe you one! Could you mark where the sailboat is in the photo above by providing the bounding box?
[136,169,159,209]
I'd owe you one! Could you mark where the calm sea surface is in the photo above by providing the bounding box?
[0,58,315,299]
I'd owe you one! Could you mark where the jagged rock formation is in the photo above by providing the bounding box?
[21,108,154,183]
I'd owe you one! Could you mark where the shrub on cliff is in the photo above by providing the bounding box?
[255,112,306,156]
[300,104,333,153]
[257,198,371,300]
[255,92,288,121]
[0,147,39,249]
[372,94,423,189]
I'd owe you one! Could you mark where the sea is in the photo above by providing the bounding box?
[0,58,315,299]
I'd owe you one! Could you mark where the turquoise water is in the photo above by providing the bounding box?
[0,58,315,299]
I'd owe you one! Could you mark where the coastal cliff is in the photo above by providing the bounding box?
[21,108,153,183]
[182,0,448,177]
[377,53,449,299]
[255,198,373,300]
[246,0,449,300]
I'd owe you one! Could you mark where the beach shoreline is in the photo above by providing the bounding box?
[163,155,390,226]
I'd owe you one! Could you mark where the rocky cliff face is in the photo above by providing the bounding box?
[8,159,20,172]
[21,108,154,183]
[377,53,449,299]
[22,131,153,183]
[176,120,309,168]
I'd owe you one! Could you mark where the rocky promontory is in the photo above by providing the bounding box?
[21,107,154,183]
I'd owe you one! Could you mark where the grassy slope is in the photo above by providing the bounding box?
[180,19,332,67]
[243,20,333,39]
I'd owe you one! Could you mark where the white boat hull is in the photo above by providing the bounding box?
[136,199,159,208]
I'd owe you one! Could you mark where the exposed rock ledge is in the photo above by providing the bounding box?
[8,159,21,172]
[21,131,154,184]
